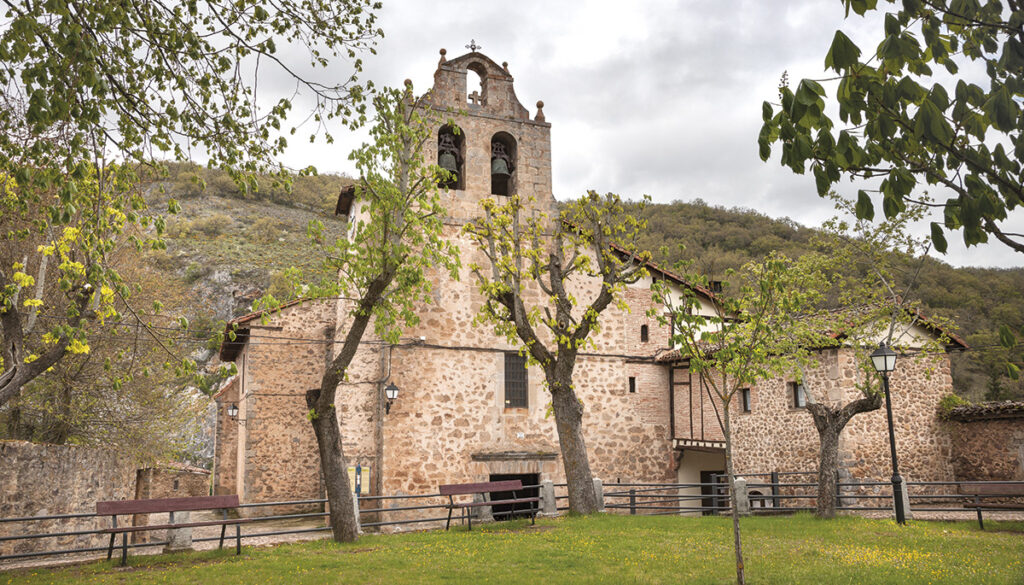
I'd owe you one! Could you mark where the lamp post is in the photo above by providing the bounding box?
[870,342,906,525]
[384,382,399,415]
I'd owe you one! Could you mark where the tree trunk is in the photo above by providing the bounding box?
[549,378,599,514]
[721,406,746,585]
[808,393,882,519]
[307,389,358,542]
[815,425,841,518]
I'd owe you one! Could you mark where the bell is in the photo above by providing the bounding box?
[439,152,458,173]
[491,157,510,177]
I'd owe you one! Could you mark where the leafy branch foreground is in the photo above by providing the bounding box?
[9,515,1023,585]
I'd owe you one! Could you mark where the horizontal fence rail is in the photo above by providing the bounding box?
[2,477,1022,567]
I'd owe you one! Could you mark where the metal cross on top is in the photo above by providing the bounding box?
[466,39,482,52]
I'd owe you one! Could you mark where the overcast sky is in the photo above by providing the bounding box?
[270,0,1023,269]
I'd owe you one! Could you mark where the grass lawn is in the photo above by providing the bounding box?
[5,514,1023,585]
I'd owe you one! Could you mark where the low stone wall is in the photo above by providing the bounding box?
[0,440,137,558]
[947,414,1024,482]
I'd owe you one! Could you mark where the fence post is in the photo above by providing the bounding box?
[593,478,605,512]
[896,477,913,520]
[629,489,636,515]
[770,471,780,508]
[472,492,494,522]
[734,477,751,516]
[541,480,557,516]
[353,492,362,535]
[164,511,193,553]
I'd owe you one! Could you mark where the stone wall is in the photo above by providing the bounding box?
[236,300,335,507]
[0,441,136,557]
[948,418,1024,481]
[212,376,239,495]
[719,348,955,484]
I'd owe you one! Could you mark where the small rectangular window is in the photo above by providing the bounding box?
[628,377,636,393]
[640,325,649,343]
[790,382,807,408]
[740,388,751,413]
[504,353,528,408]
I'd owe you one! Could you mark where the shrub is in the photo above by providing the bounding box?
[938,393,970,419]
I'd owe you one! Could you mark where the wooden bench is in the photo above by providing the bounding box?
[97,495,252,565]
[958,482,1024,530]
[439,480,541,530]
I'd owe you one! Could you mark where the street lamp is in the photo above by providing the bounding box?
[384,382,400,415]
[870,342,906,525]
[227,403,239,419]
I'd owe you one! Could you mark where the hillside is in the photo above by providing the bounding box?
[148,169,1022,403]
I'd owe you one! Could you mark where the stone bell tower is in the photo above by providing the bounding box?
[424,47,555,222]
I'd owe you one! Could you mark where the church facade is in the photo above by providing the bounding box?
[211,49,967,512]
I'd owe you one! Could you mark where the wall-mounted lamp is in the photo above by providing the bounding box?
[226,402,247,425]
[384,382,400,415]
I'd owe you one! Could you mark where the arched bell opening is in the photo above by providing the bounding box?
[437,125,465,190]
[466,62,487,107]
[490,132,516,196]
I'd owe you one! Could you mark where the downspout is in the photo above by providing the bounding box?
[374,344,395,502]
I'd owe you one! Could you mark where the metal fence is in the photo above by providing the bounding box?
[2,478,1022,568]
[603,474,1024,517]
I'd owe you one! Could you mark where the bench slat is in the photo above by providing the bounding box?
[97,495,240,516]
[452,497,540,508]
[439,480,523,496]
[100,518,256,534]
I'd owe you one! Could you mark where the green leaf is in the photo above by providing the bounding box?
[983,86,1016,132]
[1009,363,1021,380]
[929,222,947,253]
[855,190,874,220]
[825,30,862,71]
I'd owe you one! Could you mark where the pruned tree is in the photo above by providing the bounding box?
[654,252,831,585]
[801,196,956,517]
[464,191,650,515]
[256,84,458,542]
[759,0,1024,255]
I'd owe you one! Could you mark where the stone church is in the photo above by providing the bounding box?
[211,49,969,510]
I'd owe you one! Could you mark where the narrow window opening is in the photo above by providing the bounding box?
[640,324,649,343]
[790,382,807,408]
[628,377,636,394]
[504,352,528,408]
[740,388,751,413]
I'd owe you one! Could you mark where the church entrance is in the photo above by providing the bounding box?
[488,473,540,520]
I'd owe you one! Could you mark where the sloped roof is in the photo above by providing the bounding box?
[945,401,1024,422]
[218,298,309,362]
[653,305,968,364]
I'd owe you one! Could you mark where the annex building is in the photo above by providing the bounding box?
[211,49,973,512]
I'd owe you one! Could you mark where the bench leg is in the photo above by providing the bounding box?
[467,507,472,531]
[236,524,241,555]
[219,523,227,549]
[975,495,984,530]
[107,532,115,560]
[445,507,453,530]
[120,533,128,567]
